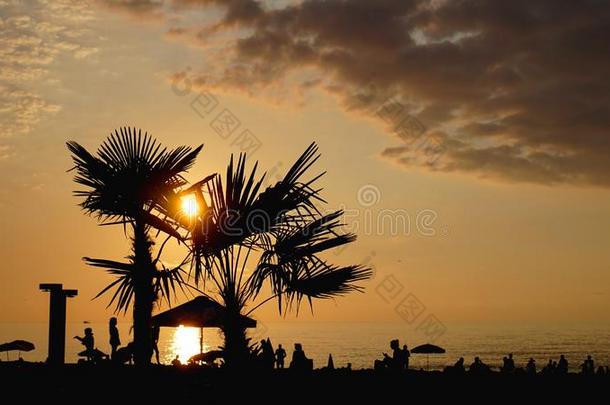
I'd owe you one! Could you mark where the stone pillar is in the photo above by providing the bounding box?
[39,284,78,365]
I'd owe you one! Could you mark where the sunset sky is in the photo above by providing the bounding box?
[1,0,610,326]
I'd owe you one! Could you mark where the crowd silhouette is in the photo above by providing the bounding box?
[65,325,610,376]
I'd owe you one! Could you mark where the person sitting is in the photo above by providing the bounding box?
[469,357,481,373]
[289,343,312,371]
[526,358,536,375]
[374,339,402,371]
[445,357,465,374]
[502,353,515,373]
[455,357,465,372]
[113,342,134,365]
[541,359,555,374]
[469,357,490,374]
[74,327,95,362]
[171,355,181,366]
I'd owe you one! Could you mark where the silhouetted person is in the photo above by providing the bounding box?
[581,355,594,375]
[469,357,491,374]
[290,343,312,371]
[390,339,401,368]
[557,355,568,374]
[74,327,95,361]
[260,338,275,369]
[152,325,160,364]
[587,355,595,374]
[275,344,286,369]
[502,353,515,373]
[113,342,134,365]
[109,317,120,359]
[469,357,478,372]
[386,339,401,369]
[374,339,403,371]
[451,357,465,374]
[401,344,410,370]
[542,359,555,374]
[171,355,181,366]
[526,358,536,375]
[596,366,605,375]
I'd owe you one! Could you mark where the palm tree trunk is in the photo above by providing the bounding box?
[132,220,155,366]
[222,307,250,368]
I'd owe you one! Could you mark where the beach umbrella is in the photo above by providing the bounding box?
[411,343,446,371]
[0,340,35,361]
[152,296,257,352]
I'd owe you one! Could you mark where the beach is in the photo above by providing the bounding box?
[2,362,609,403]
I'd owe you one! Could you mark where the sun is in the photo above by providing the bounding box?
[170,325,201,364]
[180,194,199,218]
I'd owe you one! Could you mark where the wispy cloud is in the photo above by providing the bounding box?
[0,86,61,136]
[0,0,98,137]
[0,145,11,160]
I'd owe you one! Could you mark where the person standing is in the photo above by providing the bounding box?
[557,354,569,374]
[152,325,160,364]
[401,345,410,370]
[506,353,515,373]
[275,344,287,369]
[109,317,121,359]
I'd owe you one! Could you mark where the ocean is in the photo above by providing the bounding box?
[1,321,609,372]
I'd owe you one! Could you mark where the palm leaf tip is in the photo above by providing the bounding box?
[288,264,373,300]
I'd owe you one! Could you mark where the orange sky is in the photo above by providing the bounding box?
[1,1,610,327]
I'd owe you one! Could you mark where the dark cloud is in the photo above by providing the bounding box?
[95,0,166,20]
[132,0,610,186]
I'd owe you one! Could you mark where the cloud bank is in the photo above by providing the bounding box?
[103,0,610,186]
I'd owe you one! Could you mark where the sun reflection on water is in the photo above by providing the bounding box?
[170,325,202,364]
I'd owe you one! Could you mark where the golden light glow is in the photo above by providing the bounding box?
[170,325,201,364]
[180,194,199,218]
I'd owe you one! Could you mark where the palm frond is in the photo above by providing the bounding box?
[84,254,190,313]
[284,263,372,311]
[154,263,188,307]
[84,256,136,314]
[67,127,203,230]
[189,143,326,268]
[272,210,356,262]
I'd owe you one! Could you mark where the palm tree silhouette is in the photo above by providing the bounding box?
[166,143,372,367]
[67,128,202,365]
